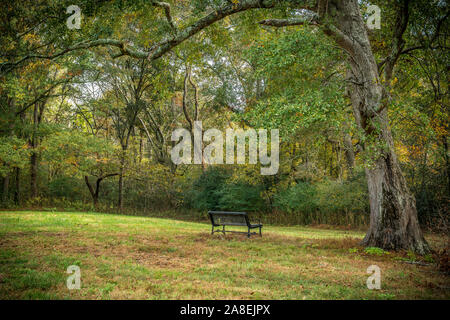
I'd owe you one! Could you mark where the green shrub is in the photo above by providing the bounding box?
[364,247,389,256]
[48,176,83,199]
[271,173,369,226]
[218,182,267,212]
[315,175,368,215]
[183,166,231,211]
[183,167,268,212]
[274,182,318,214]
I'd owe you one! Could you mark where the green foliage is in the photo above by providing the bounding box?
[314,175,369,215]
[218,182,267,212]
[364,247,389,256]
[406,250,417,262]
[122,164,176,211]
[184,167,268,212]
[184,166,231,211]
[238,28,346,141]
[42,129,117,177]
[0,136,30,177]
[48,176,83,199]
[273,173,369,225]
[274,182,318,214]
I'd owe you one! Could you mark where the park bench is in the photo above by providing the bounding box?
[208,211,262,238]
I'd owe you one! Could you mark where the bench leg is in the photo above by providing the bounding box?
[211,225,214,235]
[259,226,262,237]
[222,225,225,235]
[247,228,251,238]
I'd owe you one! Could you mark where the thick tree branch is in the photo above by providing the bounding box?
[383,0,410,82]
[258,16,319,27]
[146,0,282,61]
[2,39,148,73]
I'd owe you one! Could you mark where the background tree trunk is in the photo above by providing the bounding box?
[30,153,38,198]
[30,103,39,198]
[14,167,20,205]
[443,136,450,195]
[30,101,45,199]
[118,146,127,210]
[85,174,118,208]
[84,176,99,207]
[2,173,10,204]
[342,131,355,177]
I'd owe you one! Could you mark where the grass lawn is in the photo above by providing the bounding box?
[0,210,448,300]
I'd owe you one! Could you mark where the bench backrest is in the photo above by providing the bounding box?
[208,211,250,227]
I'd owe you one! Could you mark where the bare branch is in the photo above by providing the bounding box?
[182,66,193,132]
[188,71,199,121]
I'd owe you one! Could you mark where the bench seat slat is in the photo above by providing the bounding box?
[213,222,247,226]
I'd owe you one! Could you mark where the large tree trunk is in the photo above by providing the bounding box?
[328,0,430,253]
[363,144,429,254]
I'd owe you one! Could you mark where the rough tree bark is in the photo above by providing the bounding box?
[326,0,429,253]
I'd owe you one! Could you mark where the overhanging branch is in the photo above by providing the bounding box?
[2,39,148,73]
[258,16,319,27]
[2,0,307,71]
